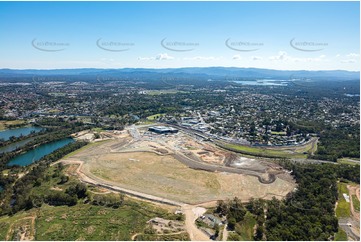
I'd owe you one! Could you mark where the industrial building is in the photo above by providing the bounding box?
[148,126,178,134]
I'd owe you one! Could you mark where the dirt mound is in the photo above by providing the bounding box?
[224,153,238,166]
[155,148,169,155]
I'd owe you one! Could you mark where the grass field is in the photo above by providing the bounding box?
[62,140,110,159]
[91,127,104,132]
[227,212,256,241]
[235,212,257,240]
[336,182,351,218]
[338,158,360,166]
[35,201,170,240]
[135,232,190,241]
[29,165,81,198]
[352,195,360,212]
[0,162,180,241]
[0,201,175,241]
[334,228,348,241]
[222,143,307,159]
[0,211,35,240]
[146,113,165,120]
[0,120,25,130]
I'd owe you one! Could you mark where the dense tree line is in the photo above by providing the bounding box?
[266,161,359,240]
[288,120,359,161]
[90,193,125,208]
[312,125,360,161]
[215,161,359,241]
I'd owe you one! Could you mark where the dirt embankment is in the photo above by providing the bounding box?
[347,185,360,222]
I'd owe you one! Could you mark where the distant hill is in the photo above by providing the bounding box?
[0,67,359,81]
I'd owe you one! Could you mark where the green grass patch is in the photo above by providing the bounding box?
[146,113,165,121]
[1,169,10,176]
[338,158,360,166]
[136,120,155,125]
[336,182,351,218]
[0,217,10,240]
[290,139,317,154]
[338,182,349,194]
[195,219,212,229]
[0,210,33,240]
[136,232,190,241]
[221,143,306,159]
[0,161,181,241]
[63,140,109,159]
[0,120,25,130]
[352,195,360,212]
[334,228,348,241]
[310,140,318,154]
[34,201,171,241]
[91,127,104,132]
[234,212,257,241]
[29,164,79,198]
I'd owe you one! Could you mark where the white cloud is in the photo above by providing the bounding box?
[99,58,116,62]
[251,56,263,61]
[337,53,360,63]
[269,51,327,63]
[269,51,288,61]
[138,53,174,61]
[183,56,221,61]
[156,53,174,60]
[341,59,356,63]
[138,56,154,61]
[346,53,359,58]
[232,55,242,60]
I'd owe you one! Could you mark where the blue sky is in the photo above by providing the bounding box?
[0,1,359,70]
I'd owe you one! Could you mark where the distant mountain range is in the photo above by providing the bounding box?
[0,67,359,81]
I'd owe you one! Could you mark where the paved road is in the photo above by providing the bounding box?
[339,218,360,241]
[290,158,338,165]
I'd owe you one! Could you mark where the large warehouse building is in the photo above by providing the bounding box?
[149,126,178,134]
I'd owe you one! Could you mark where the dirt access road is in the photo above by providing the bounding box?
[182,205,209,241]
[59,127,293,241]
[60,159,211,241]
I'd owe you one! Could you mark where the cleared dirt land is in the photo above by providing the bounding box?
[66,130,295,204]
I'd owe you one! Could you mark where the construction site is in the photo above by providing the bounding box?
[66,124,295,205]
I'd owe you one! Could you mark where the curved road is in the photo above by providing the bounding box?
[172,153,277,184]
[60,159,211,241]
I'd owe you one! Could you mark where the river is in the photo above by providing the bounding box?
[0,137,36,154]
[0,126,43,141]
[7,138,74,166]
